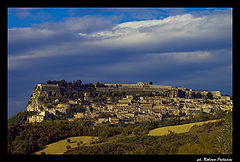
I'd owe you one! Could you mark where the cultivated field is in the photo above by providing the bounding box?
[148,120,219,136]
[34,136,98,155]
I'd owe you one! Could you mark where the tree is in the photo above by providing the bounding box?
[191,92,196,99]
[196,92,202,99]
[40,151,46,155]
[38,97,44,102]
[77,141,83,146]
[59,80,67,87]
[76,80,82,86]
[178,90,186,98]
[168,130,175,135]
[66,145,71,151]
[207,92,213,99]
[67,139,71,143]
[47,80,57,84]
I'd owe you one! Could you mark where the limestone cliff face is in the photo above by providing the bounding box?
[27,83,60,111]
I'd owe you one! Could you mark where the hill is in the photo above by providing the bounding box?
[8,111,232,154]
[64,116,232,154]
[20,80,232,125]
[7,79,232,155]
[148,119,220,136]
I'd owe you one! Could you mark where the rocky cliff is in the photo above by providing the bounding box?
[26,81,222,112]
[27,83,61,111]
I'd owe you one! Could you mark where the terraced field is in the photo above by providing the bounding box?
[34,136,98,155]
[148,119,220,136]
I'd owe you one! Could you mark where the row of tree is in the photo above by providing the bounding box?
[178,89,214,99]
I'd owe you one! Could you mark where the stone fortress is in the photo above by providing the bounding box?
[96,81,221,99]
[99,82,172,90]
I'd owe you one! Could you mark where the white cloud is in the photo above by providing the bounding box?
[84,13,231,51]
[8,12,232,70]
[8,27,55,44]
[78,32,87,36]
[86,13,230,40]
[162,51,211,63]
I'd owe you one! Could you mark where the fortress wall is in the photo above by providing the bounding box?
[96,87,172,93]
[150,85,172,89]
[39,84,61,96]
[103,83,172,90]
[211,91,221,97]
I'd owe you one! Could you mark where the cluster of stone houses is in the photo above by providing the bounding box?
[87,94,232,124]
[27,99,78,123]
[27,94,232,123]
[26,82,232,124]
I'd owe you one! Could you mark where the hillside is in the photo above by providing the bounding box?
[148,119,220,136]
[8,111,232,155]
[64,115,232,154]
[21,80,232,125]
[34,136,98,155]
[8,80,232,155]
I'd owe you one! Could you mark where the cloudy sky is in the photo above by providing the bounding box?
[8,8,232,118]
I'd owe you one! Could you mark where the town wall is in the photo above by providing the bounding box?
[97,82,172,92]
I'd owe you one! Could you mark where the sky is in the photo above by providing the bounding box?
[8,8,232,118]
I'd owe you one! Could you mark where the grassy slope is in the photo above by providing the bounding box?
[34,118,230,155]
[34,136,98,155]
[148,119,220,136]
[176,120,225,154]
[66,119,228,155]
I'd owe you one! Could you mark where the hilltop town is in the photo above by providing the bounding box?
[26,80,232,124]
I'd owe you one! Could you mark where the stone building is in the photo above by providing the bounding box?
[27,111,49,123]
[27,115,44,123]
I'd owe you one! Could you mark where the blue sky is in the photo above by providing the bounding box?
[8,8,232,118]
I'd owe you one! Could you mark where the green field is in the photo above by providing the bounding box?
[34,120,220,154]
[148,119,220,136]
[34,136,98,155]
